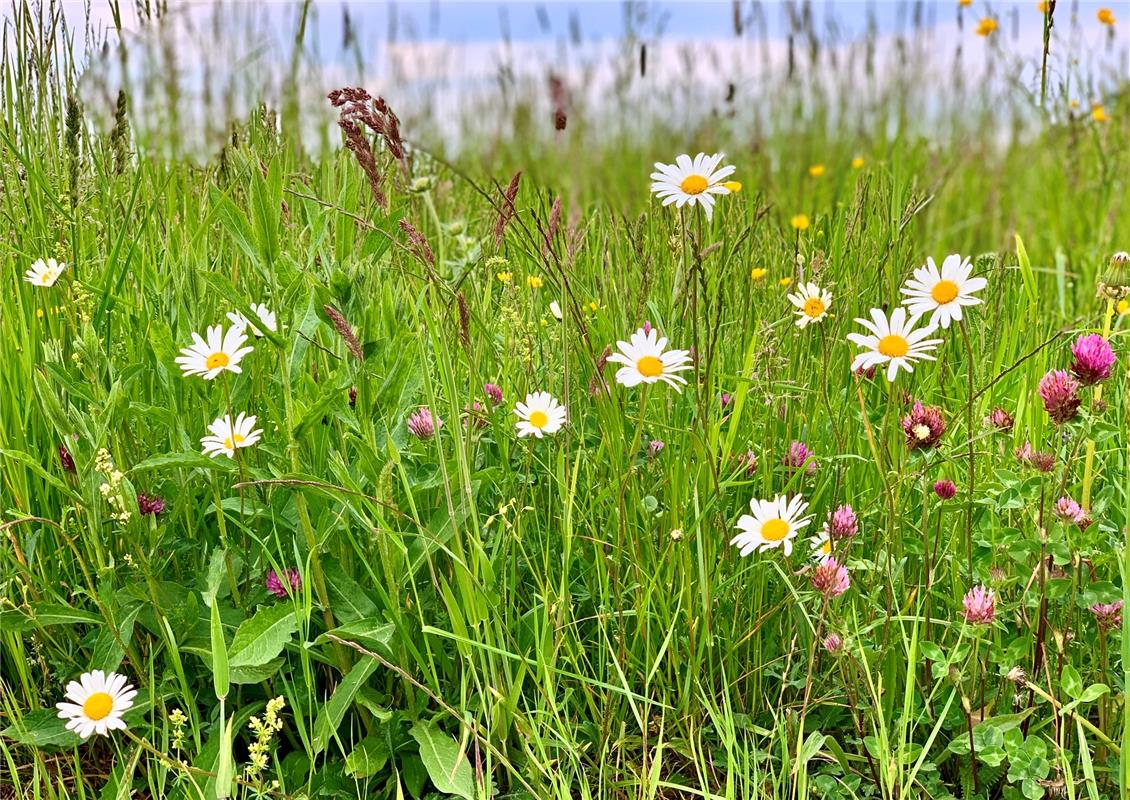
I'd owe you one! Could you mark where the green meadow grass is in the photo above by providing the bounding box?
[1,4,1129,799]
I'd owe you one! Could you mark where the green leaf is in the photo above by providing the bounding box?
[130,451,235,474]
[1060,664,1083,700]
[0,449,80,500]
[229,658,285,685]
[322,557,379,623]
[210,601,229,701]
[410,719,475,800]
[312,658,379,755]
[30,603,103,627]
[0,709,81,748]
[345,734,390,778]
[228,604,296,668]
[91,603,141,673]
[317,618,395,657]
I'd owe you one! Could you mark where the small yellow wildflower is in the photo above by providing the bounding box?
[851,157,865,169]
[958,0,972,6]
[1097,8,1115,25]
[790,214,811,231]
[496,271,512,283]
[1092,104,1108,123]
[723,181,742,193]
[808,164,826,178]
[1070,99,1080,109]
[975,17,998,35]
[36,308,45,318]
[527,275,544,289]
[779,277,793,288]
[750,268,768,282]
[1037,2,1049,14]
[1116,298,1129,315]
[588,301,603,313]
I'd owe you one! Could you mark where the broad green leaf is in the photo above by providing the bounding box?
[1060,664,1083,700]
[322,557,379,623]
[312,658,379,754]
[210,601,229,700]
[317,618,395,657]
[0,709,81,748]
[345,734,390,778]
[30,603,102,627]
[228,604,296,669]
[130,451,235,474]
[410,719,475,800]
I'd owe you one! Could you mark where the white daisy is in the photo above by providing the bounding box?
[55,670,136,739]
[226,304,278,337]
[606,326,693,392]
[650,153,736,221]
[731,494,814,557]
[809,530,834,562]
[24,258,66,287]
[514,392,566,438]
[900,254,987,329]
[848,307,943,382]
[786,282,832,328]
[175,324,253,380]
[201,412,263,458]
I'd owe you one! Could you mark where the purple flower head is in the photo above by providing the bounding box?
[933,479,957,500]
[720,392,732,410]
[348,386,358,409]
[463,401,486,430]
[962,585,996,625]
[1038,370,1081,425]
[58,444,76,473]
[901,402,946,449]
[484,383,504,405]
[822,633,843,653]
[647,439,665,458]
[137,493,167,516]
[1091,601,1123,632]
[783,441,817,475]
[825,505,859,539]
[738,449,758,477]
[1054,496,1085,523]
[986,407,1014,432]
[407,407,441,439]
[266,567,301,599]
[854,364,877,380]
[1070,334,1116,386]
[811,558,850,599]
[642,320,652,336]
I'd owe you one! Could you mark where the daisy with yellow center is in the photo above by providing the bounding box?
[900,254,987,328]
[809,530,834,562]
[227,304,277,338]
[731,494,813,557]
[607,326,693,392]
[201,412,263,458]
[176,324,253,380]
[24,258,66,287]
[514,391,566,438]
[786,282,832,328]
[56,670,136,739]
[848,307,943,382]
[649,153,736,221]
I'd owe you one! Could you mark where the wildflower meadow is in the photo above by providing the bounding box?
[1,2,1128,799]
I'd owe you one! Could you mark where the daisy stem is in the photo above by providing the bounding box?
[1080,298,1115,508]
[959,320,976,579]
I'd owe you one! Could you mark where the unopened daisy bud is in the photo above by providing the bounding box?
[962,585,995,625]
[1091,601,1123,631]
[483,383,504,405]
[1039,370,1082,424]
[986,407,1014,432]
[826,505,859,539]
[58,443,76,473]
[811,557,850,599]
[265,568,301,599]
[933,479,957,500]
[822,633,843,653]
[783,441,817,475]
[1054,496,1085,523]
[1069,334,1116,386]
[407,407,441,439]
[901,402,945,449]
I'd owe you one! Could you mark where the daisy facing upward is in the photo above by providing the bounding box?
[786,282,832,328]
[900,254,987,329]
[650,153,736,221]
[607,326,693,392]
[731,494,814,557]
[176,324,253,380]
[514,392,567,438]
[848,307,943,382]
[56,670,136,739]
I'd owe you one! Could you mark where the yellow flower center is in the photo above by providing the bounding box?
[820,539,832,555]
[878,335,909,358]
[205,352,230,370]
[931,279,960,304]
[83,692,114,721]
[223,433,246,450]
[41,273,52,284]
[803,298,826,318]
[761,519,790,542]
[637,355,664,377]
[528,410,549,429]
[680,175,708,195]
